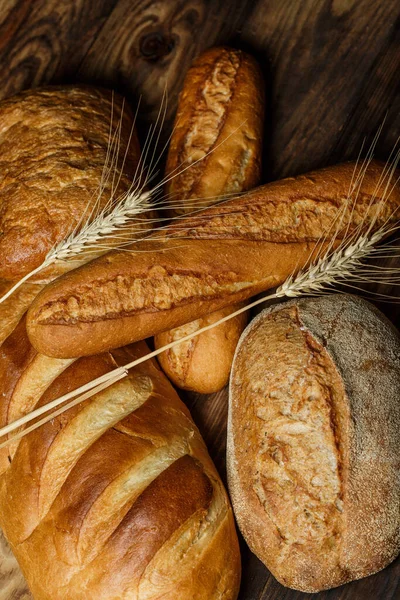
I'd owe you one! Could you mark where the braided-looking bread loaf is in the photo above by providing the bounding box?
[0,321,240,599]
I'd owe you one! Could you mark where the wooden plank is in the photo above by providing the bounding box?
[239,0,400,179]
[78,0,255,127]
[0,0,121,100]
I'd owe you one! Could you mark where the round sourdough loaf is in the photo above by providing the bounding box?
[227,294,400,592]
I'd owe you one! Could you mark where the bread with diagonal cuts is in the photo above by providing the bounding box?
[0,319,240,599]
[27,160,400,358]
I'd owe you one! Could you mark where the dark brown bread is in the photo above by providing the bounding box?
[27,160,400,358]
[228,294,400,592]
[0,86,143,282]
[155,46,264,393]
[0,322,240,599]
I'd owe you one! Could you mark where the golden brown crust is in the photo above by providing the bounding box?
[155,46,263,394]
[0,326,240,599]
[0,280,44,347]
[0,85,143,281]
[27,160,400,358]
[227,295,400,592]
[165,46,264,213]
[156,304,248,394]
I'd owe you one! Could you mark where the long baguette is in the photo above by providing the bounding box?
[155,46,264,393]
[27,160,400,358]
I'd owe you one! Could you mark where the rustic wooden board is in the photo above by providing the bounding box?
[0,1,399,599]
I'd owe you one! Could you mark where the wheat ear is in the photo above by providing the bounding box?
[1,182,399,448]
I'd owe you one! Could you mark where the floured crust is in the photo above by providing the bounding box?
[227,294,400,592]
[0,86,143,281]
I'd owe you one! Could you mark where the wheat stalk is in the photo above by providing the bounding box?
[0,184,399,451]
[0,87,250,306]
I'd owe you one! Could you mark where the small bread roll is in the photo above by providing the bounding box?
[156,304,248,394]
[228,294,400,592]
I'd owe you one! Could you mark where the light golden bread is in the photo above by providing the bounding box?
[156,304,248,394]
[27,160,400,358]
[0,321,240,599]
[227,294,400,592]
[0,86,144,282]
[155,46,264,393]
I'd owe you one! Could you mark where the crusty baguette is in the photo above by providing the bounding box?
[227,294,400,592]
[0,323,240,599]
[155,46,264,393]
[0,86,145,282]
[26,160,400,358]
[164,46,264,213]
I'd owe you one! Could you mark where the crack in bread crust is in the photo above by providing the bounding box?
[165,193,392,243]
[176,49,241,199]
[35,272,252,325]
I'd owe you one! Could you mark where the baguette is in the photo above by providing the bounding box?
[164,46,264,213]
[155,46,264,393]
[0,322,240,599]
[0,86,144,282]
[26,160,400,359]
[227,294,400,592]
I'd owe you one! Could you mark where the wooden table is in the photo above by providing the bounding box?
[0,1,399,598]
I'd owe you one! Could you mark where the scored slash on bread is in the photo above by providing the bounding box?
[26,160,400,358]
[0,320,241,599]
[228,294,400,592]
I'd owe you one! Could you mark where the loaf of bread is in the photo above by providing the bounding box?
[27,160,400,358]
[228,294,400,592]
[155,46,264,393]
[0,280,44,346]
[0,86,144,282]
[164,46,264,213]
[0,320,240,599]
[156,304,248,394]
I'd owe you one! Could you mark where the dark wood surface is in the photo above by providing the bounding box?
[0,1,399,599]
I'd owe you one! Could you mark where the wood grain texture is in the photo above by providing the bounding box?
[0,0,120,100]
[78,0,255,125]
[0,0,399,599]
